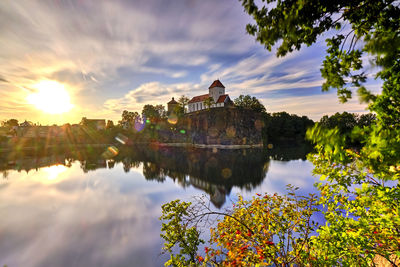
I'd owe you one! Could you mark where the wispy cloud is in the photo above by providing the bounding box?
[0,0,379,124]
[103,82,192,116]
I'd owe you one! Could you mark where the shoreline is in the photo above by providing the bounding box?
[0,142,264,153]
[156,142,264,149]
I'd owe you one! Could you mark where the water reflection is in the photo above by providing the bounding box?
[0,144,311,208]
[0,144,313,267]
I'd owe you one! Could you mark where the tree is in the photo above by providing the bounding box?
[159,1,400,265]
[118,110,140,129]
[2,119,19,128]
[106,120,114,129]
[234,95,266,113]
[239,0,399,105]
[142,104,167,122]
[264,112,314,143]
[358,113,376,128]
[160,188,318,266]
[178,95,190,113]
[319,112,358,134]
[203,97,215,110]
[237,0,400,264]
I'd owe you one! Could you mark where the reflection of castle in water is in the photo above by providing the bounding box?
[0,143,311,208]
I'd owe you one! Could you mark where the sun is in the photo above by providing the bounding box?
[27,80,73,114]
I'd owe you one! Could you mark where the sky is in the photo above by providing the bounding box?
[0,0,382,125]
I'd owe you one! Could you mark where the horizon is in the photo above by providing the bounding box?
[0,0,381,125]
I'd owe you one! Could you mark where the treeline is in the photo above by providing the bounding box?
[317,112,376,148]
[233,95,376,146]
[263,112,314,144]
[1,96,376,148]
[233,95,314,144]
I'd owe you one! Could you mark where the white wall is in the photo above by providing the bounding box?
[209,86,225,103]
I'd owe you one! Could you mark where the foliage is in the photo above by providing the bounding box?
[160,200,204,266]
[159,1,399,265]
[203,97,215,110]
[160,188,318,266]
[306,126,400,265]
[237,0,400,265]
[118,110,141,129]
[142,104,167,121]
[106,120,114,129]
[178,95,190,112]
[317,112,376,147]
[319,112,376,134]
[239,0,400,103]
[234,94,266,113]
[173,105,185,118]
[263,112,314,144]
[1,119,19,128]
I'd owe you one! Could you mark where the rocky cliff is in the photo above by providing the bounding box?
[183,107,264,145]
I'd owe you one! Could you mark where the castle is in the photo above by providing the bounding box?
[187,80,231,113]
[167,80,232,114]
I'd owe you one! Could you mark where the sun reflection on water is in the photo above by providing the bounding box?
[42,164,68,181]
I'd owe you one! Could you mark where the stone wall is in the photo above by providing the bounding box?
[183,107,263,145]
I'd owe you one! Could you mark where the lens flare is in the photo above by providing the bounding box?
[134,120,145,132]
[167,113,178,125]
[115,133,129,145]
[226,126,236,138]
[221,168,232,179]
[102,146,119,159]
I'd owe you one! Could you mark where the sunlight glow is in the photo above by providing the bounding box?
[43,164,68,181]
[27,80,73,114]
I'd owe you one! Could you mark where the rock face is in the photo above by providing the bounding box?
[184,107,263,145]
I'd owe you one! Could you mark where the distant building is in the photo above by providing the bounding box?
[187,80,231,113]
[16,126,65,138]
[19,120,33,127]
[167,97,179,114]
[81,117,106,130]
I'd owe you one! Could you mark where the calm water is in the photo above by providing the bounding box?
[0,144,317,267]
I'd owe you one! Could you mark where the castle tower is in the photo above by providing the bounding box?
[167,97,178,114]
[208,80,225,103]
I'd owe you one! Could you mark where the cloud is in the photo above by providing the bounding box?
[103,82,192,116]
[0,0,382,124]
[260,92,369,120]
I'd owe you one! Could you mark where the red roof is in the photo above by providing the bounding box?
[216,94,229,103]
[209,80,225,89]
[188,94,209,104]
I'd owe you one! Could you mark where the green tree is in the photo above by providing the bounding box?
[159,1,400,265]
[118,110,140,129]
[142,104,167,121]
[264,112,314,143]
[178,95,190,113]
[234,95,266,113]
[237,0,400,264]
[319,112,358,134]
[160,200,204,266]
[160,188,318,266]
[358,113,376,128]
[239,0,399,104]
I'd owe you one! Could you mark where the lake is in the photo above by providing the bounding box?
[0,144,317,267]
